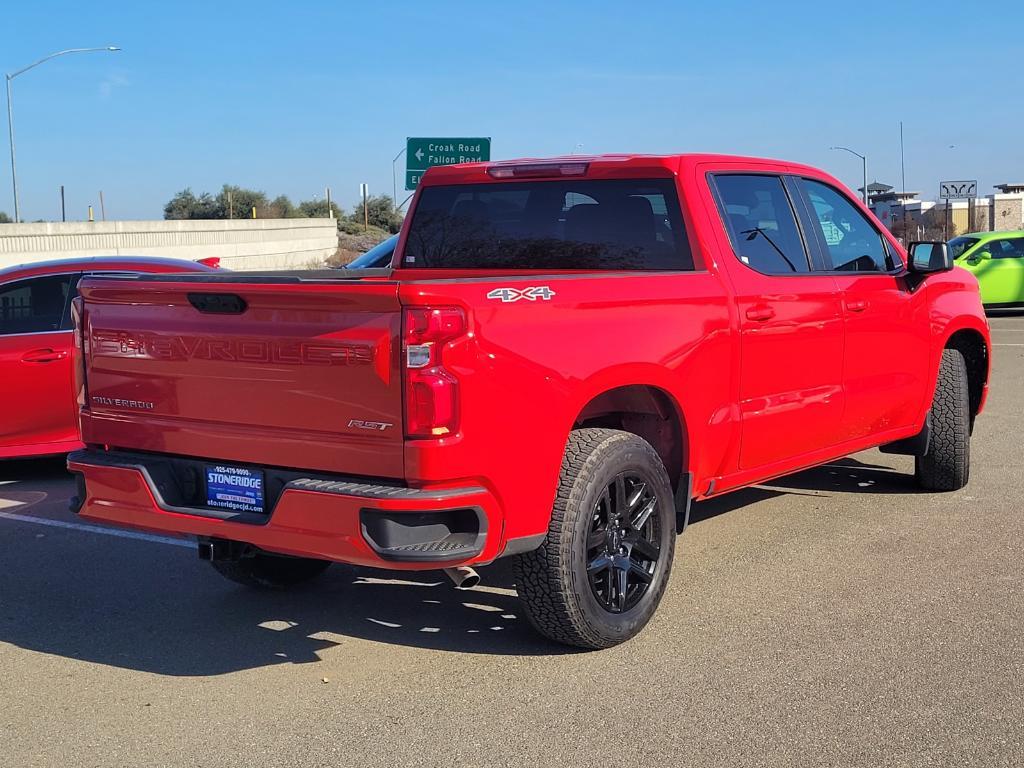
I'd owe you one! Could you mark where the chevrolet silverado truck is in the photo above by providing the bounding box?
[68,154,991,649]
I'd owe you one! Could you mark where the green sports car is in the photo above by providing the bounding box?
[950,231,1024,308]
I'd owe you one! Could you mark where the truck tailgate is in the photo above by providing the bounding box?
[77,276,404,478]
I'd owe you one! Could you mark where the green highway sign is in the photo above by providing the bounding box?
[406,137,491,190]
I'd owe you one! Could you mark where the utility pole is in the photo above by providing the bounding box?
[899,121,906,196]
[98,190,106,221]
[59,185,65,222]
[228,189,234,219]
[325,186,333,218]
[900,121,908,244]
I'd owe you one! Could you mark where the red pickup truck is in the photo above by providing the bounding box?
[68,154,990,649]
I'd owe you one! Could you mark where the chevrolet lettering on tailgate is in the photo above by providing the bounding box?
[90,330,375,366]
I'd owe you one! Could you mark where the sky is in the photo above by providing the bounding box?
[2,0,1023,221]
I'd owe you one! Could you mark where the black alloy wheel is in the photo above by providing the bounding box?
[586,472,661,613]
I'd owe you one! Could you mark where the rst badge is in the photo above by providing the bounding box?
[486,286,555,303]
[348,419,393,431]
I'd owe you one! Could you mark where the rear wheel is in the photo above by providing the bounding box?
[514,428,676,649]
[210,551,332,589]
[915,348,971,491]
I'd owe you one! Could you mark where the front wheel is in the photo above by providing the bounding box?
[915,348,971,491]
[514,428,676,649]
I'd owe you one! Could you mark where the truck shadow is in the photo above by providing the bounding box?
[689,456,915,523]
[0,453,911,675]
[0,455,68,481]
[0,523,569,676]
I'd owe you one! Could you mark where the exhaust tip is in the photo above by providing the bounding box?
[458,572,480,590]
[443,566,480,590]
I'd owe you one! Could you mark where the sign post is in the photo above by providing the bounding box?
[938,180,977,240]
[405,137,491,191]
[359,183,368,231]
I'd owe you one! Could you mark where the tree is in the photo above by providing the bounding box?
[164,188,217,220]
[0,211,11,224]
[297,198,344,220]
[164,186,355,221]
[348,194,403,233]
[267,195,297,219]
[214,185,270,219]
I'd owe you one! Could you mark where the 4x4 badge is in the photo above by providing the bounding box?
[486,286,556,303]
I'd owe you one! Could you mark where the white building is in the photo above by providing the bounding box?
[866,181,1024,235]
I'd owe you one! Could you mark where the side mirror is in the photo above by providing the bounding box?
[971,250,993,261]
[907,241,953,274]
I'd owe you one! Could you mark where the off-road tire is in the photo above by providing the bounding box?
[514,428,676,649]
[915,348,971,491]
[210,552,332,589]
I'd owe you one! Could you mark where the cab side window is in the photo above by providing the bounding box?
[992,237,1024,258]
[0,275,74,335]
[800,179,892,273]
[712,174,811,274]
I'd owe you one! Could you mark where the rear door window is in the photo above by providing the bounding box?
[402,179,693,270]
[711,174,811,274]
[0,274,75,335]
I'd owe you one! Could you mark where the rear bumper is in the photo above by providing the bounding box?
[67,450,513,569]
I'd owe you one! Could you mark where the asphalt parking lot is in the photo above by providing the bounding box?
[1,315,1021,768]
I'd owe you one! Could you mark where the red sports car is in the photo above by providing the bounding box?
[0,256,219,459]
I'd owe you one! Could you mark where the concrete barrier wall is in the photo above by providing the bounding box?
[0,219,340,271]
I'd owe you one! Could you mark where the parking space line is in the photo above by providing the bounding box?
[0,510,193,548]
[993,344,1024,347]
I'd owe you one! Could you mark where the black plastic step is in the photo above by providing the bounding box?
[360,508,486,562]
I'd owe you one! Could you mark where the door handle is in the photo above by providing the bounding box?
[745,306,776,322]
[846,300,870,313]
[21,348,68,363]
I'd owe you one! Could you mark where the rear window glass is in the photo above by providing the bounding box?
[402,179,693,270]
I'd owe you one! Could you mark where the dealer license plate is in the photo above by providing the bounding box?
[204,464,265,514]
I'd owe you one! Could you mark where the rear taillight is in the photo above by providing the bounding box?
[403,307,467,438]
[70,296,88,410]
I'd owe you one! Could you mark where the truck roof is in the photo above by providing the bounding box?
[420,153,825,187]
[0,255,217,281]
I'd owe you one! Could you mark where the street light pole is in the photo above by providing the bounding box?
[830,145,868,206]
[5,75,17,223]
[5,46,120,222]
[392,146,406,206]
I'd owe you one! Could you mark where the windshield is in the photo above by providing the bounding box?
[344,235,397,268]
[948,236,980,259]
[402,179,693,270]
